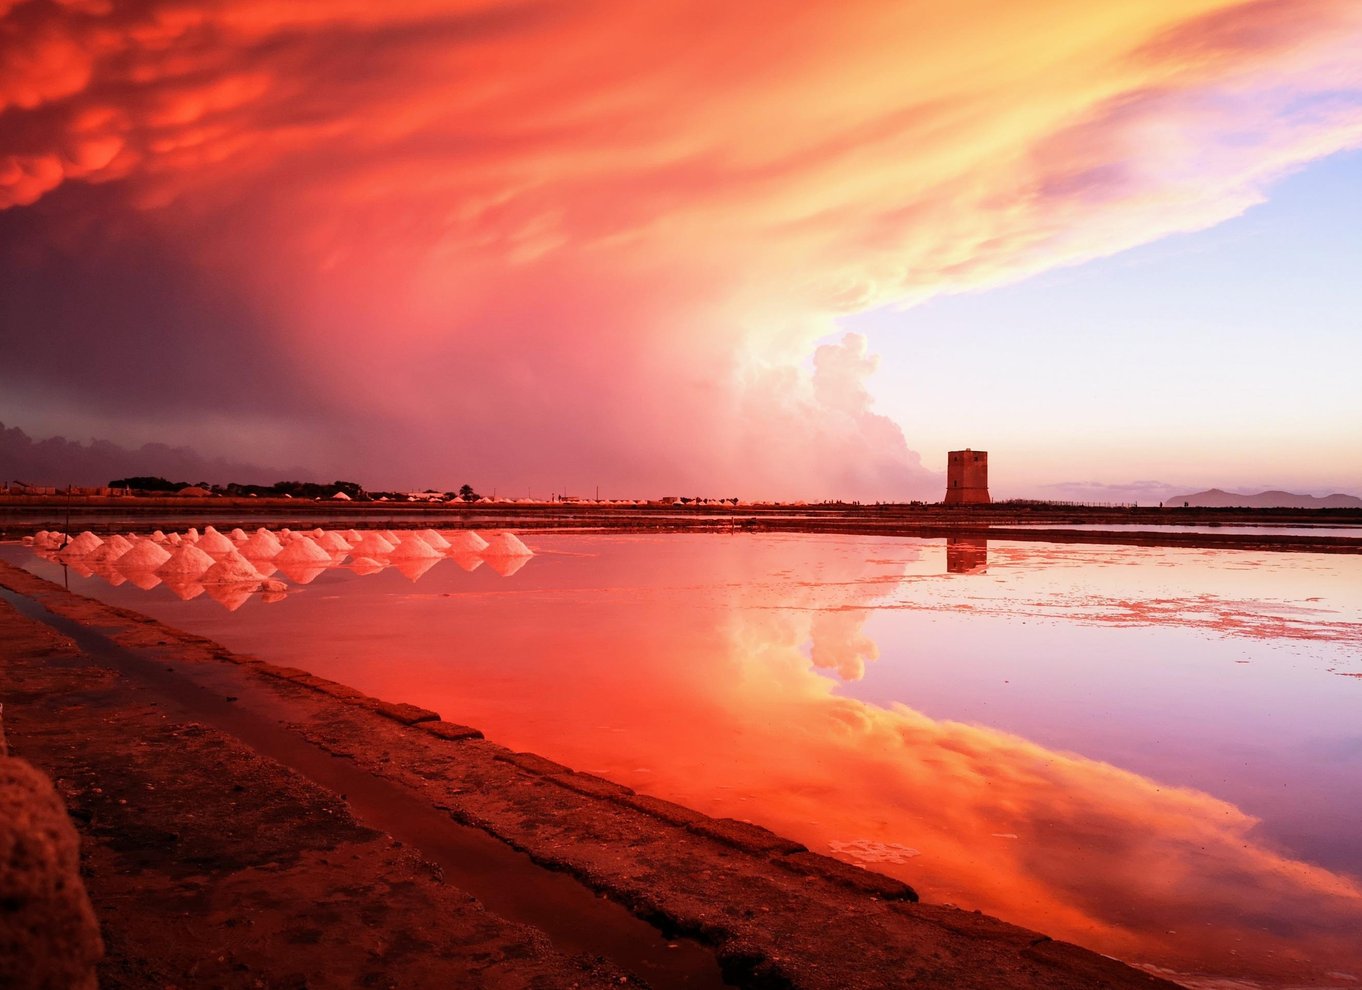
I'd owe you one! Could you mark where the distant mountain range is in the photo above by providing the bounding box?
[1166,488,1362,509]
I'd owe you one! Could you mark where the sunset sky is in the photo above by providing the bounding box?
[2,0,1359,499]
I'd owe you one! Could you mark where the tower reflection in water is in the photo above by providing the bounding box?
[945,536,987,574]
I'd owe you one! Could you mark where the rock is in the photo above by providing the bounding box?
[0,757,103,990]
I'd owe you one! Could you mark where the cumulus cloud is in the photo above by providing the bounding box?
[1,0,1360,494]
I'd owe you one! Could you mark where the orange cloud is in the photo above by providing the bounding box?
[1,0,1359,493]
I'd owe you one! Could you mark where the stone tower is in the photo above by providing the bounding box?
[944,449,989,505]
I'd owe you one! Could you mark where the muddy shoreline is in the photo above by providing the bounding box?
[2,558,1188,988]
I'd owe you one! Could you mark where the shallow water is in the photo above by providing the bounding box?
[6,532,1361,989]
[1006,522,1362,538]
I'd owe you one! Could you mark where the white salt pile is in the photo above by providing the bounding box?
[445,530,489,553]
[195,528,237,556]
[388,534,441,559]
[316,531,351,553]
[418,528,452,551]
[166,533,183,546]
[151,530,168,543]
[274,536,332,565]
[200,549,267,585]
[341,529,362,543]
[481,531,533,557]
[378,529,401,544]
[184,527,200,542]
[239,530,284,559]
[58,532,104,558]
[351,531,395,557]
[157,543,216,578]
[116,539,172,572]
[89,534,134,563]
[309,527,325,538]
[229,528,248,543]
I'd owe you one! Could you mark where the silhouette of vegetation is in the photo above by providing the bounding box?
[109,476,192,492]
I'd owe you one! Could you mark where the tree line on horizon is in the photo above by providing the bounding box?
[108,476,482,502]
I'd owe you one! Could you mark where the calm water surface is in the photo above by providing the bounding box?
[6,532,1361,989]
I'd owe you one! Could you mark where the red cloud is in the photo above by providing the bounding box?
[1,0,1359,493]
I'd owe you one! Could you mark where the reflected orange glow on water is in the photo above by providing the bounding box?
[9,532,1362,987]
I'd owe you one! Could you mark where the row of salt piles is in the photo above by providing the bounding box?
[28,526,533,584]
[29,527,285,590]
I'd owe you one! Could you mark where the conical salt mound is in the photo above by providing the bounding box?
[316,531,351,552]
[229,528,248,542]
[445,530,489,553]
[151,529,168,543]
[481,531,533,557]
[201,549,266,586]
[184,527,200,542]
[342,529,362,544]
[90,534,134,563]
[116,540,172,573]
[275,536,332,564]
[419,528,452,550]
[388,534,440,559]
[240,530,284,559]
[157,543,216,578]
[351,531,395,557]
[58,531,104,558]
[196,528,237,556]
[378,529,401,544]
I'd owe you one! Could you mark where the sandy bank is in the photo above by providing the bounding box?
[0,560,1182,989]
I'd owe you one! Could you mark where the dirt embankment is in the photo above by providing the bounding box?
[0,560,1183,989]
